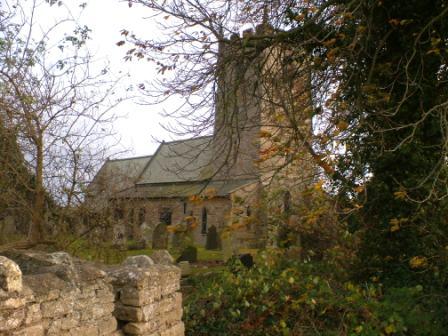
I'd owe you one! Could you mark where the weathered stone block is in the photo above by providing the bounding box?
[109,331,125,336]
[0,256,22,293]
[160,322,185,336]
[141,302,157,321]
[0,295,26,310]
[158,293,182,314]
[157,308,183,328]
[119,284,161,307]
[11,324,44,336]
[95,287,115,303]
[24,303,42,325]
[67,324,98,336]
[98,316,118,335]
[77,263,107,283]
[74,297,93,311]
[109,266,161,290]
[92,302,115,319]
[46,312,80,333]
[122,320,159,335]
[23,273,66,300]
[114,304,144,322]
[150,250,174,265]
[0,307,25,331]
[41,298,74,318]
[123,255,154,268]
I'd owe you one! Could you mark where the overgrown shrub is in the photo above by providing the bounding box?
[177,245,197,263]
[184,250,447,336]
[205,225,219,250]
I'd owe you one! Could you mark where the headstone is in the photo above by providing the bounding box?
[178,261,191,277]
[152,223,168,249]
[150,250,174,265]
[0,216,16,238]
[113,224,127,249]
[222,234,238,261]
[239,254,254,268]
[176,246,197,263]
[205,225,220,250]
[140,222,153,245]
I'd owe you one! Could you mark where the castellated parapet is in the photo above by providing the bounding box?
[0,251,183,336]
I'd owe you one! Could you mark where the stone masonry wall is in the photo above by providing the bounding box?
[0,252,183,336]
[127,197,231,247]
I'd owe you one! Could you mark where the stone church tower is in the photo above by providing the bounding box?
[211,24,316,247]
[212,27,267,181]
[212,24,314,186]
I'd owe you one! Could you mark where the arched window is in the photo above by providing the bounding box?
[114,208,124,220]
[283,191,291,213]
[128,208,135,223]
[246,206,252,217]
[160,208,172,225]
[138,208,146,224]
[201,207,208,234]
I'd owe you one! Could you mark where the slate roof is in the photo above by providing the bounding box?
[136,136,214,185]
[88,155,152,194]
[90,136,259,200]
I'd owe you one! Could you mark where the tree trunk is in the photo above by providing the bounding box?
[28,136,45,243]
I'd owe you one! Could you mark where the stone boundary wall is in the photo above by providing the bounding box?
[0,251,183,336]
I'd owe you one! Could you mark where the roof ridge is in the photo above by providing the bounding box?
[108,154,153,162]
[135,144,164,183]
[161,135,213,146]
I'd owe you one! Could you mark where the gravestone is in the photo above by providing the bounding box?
[140,222,153,245]
[152,223,168,249]
[113,224,127,249]
[205,225,220,250]
[222,234,238,261]
[0,216,16,239]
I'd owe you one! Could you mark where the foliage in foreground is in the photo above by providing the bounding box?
[184,250,447,336]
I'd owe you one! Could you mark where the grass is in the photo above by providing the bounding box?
[126,246,224,263]
[62,236,226,265]
[43,235,259,268]
[196,247,223,261]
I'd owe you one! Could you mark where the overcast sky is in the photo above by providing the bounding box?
[82,0,170,156]
[40,0,176,157]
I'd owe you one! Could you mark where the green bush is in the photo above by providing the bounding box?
[177,245,197,263]
[184,250,447,336]
[205,225,219,250]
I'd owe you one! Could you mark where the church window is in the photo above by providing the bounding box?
[246,206,252,217]
[283,191,291,213]
[201,207,208,234]
[138,208,146,224]
[128,208,135,223]
[159,208,172,225]
[183,202,187,214]
[114,208,124,220]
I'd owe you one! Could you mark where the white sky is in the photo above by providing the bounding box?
[81,0,170,157]
[40,0,176,157]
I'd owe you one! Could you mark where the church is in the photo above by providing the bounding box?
[87,26,315,250]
